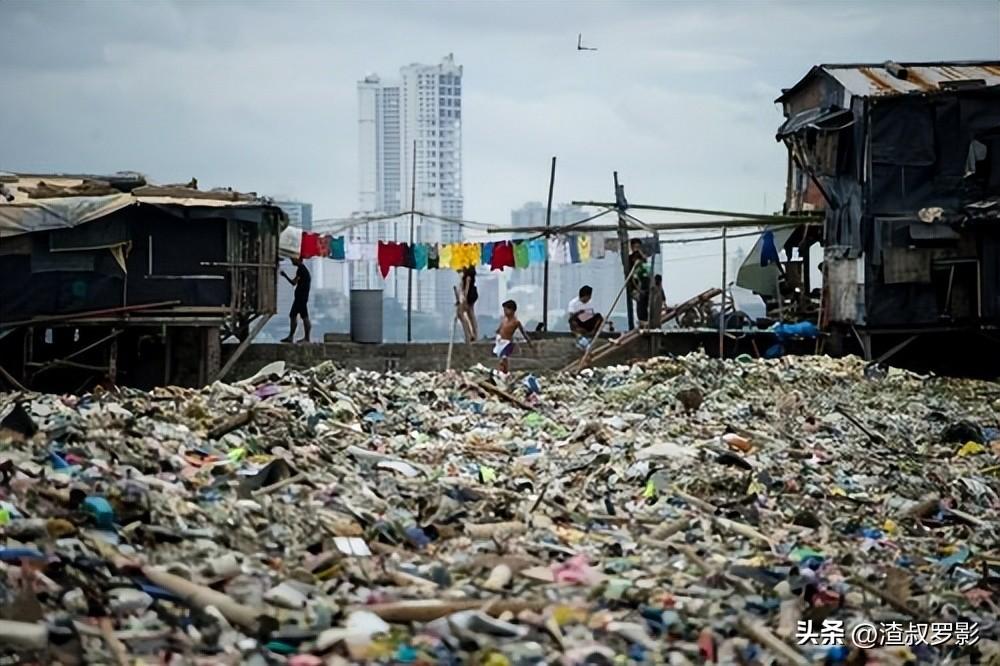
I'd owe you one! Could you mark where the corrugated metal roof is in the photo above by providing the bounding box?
[778,60,1000,101]
[826,62,1000,97]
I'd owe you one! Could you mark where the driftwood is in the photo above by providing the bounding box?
[357,598,548,623]
[207,410,253,440]
[469,380,534,411]
[736,615,810,666]
[466,521,527,539]
[99,617,130,666]
[0,620,48,650]
[141,566,269,632]
[253,472,308,497]
[649,516,693,540]
[851,576,927,621]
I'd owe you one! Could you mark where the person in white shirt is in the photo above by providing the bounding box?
[567,285,604,337]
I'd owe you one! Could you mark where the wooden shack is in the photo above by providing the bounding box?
[776,61,1000,374]
[0,172,285,390]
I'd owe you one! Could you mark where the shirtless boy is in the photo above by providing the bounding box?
[494,299,532,373]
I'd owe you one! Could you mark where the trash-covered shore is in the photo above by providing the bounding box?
[0,354,999,665]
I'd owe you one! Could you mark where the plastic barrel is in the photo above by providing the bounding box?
[350,289,383,344]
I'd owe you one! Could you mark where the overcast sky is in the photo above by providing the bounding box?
[2,0,999,296]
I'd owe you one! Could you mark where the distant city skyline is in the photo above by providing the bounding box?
[355,54,464,314]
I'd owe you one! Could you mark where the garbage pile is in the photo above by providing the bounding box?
[0,354,999,665]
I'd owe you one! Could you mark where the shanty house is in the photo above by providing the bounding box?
[776,61,1000,370]
[0,172,284,390]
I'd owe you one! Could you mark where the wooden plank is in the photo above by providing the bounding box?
[567,287,723,370]
[215,315,271,382]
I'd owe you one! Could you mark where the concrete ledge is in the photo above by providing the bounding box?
[225,338,586,379]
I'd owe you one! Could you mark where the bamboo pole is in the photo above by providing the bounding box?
[613,173,635,330]
[570,201,821,224]
[486,218,818,234]
[406,139,417,343]
[719,226,727,358]
[543,157,556,331]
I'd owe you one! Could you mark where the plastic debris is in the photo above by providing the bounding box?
[0,353,997,664]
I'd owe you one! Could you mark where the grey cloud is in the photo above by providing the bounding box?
[1,0,998,245]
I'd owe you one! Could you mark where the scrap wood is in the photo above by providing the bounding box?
[0,620,48,650]
[467,379,534,410]
[670,487,775,549]
[948,506,988,527]
[357,598,549,623]
[98,617,130,666]
[466,521,527,539]
[568,287,739,371]
[141,566,268,632]
[206,409,253,440]
[736,615,810,666]
[850,576,928,622]
[253,472,308,497]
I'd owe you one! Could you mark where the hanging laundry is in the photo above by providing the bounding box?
[330,236,346,260]
[452,243,468,269]
[568,235,581,264]
[481,242,494,266]
[427,244,440,269]
[300,232,321,259]
[548,237,567,265]
[490,241,515,271]
[345,239,362,261]
[513,240,529,268]
[455,243,475,270]
[591,234,606,260]
[402,243,416,269]
[315,235,331,259]
[577,234,591,262]
[377,241,405,278]
[461,242,480,269]
[439,244,454,269]
[413,243,429,270]
[528,238,546,265]
[760,230,781,267]
[360,243,378,261]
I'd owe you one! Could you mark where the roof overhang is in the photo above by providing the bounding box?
[776,106,854,141]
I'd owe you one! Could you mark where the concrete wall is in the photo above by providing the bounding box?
[225,338,591,379]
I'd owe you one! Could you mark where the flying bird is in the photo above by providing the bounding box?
[577,33,597,51]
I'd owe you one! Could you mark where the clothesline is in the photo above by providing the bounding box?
[283,227,612,280]
[280,223,775,280]
[311,210,499,235]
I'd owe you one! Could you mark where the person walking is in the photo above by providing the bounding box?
[459,266,479,342]
[280,257,312,343]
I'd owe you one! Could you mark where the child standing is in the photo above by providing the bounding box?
[494,299,532,374]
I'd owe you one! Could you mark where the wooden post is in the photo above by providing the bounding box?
[801,243,810,312]
[406,139,417,343]
[613,172,634,330]
[719,226,727,359]
[542,156,556,331]
[215,314,272,382]
[446,287,460,372]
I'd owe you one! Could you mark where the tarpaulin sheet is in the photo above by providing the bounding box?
[0,194,133,239]
[1,189,281,239]
[736,227,795,297]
